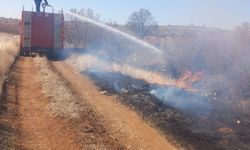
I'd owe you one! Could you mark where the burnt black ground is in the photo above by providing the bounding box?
[85,70,250,150]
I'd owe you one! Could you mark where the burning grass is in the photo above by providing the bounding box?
[0,33,19,94]
[34,57,83,118]
[64,20,250,149]
[66,53,250,149]
[67,54,202,90]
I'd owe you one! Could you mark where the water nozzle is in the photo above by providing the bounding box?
[42,3,54,12]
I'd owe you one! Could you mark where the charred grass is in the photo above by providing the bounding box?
[85,71,250,150]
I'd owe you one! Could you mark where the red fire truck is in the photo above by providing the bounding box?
[20,6,64,58]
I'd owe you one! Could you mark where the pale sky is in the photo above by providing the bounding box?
[0,0,250,30]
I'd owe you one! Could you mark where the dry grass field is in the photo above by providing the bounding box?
[0,33,19,94]
[0,12,249,149]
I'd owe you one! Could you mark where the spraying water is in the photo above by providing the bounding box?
[55,7,212,114]
[55,8,162,54]
[51,7,250,149]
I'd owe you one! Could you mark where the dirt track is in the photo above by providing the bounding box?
[52,61,177,150]
[0,57,177,150]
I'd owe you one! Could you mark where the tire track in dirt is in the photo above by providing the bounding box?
[51,61,177,150]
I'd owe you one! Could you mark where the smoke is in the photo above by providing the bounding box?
[62,8,169,70]
[150,86,211,115]
[68,54,176,86]
[163,28,250,99]
[64,10,250,116]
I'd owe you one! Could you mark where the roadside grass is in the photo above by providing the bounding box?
[34,57,83,118]
[0,32,19,94]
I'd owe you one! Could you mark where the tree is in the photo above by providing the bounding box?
[69,8,100,21]
[127,8,158,37]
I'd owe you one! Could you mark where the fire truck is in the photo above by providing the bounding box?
[20,5,64,59]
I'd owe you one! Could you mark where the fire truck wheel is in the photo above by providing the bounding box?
[20,49,24,56]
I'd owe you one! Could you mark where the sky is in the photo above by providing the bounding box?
[0,0,250,30]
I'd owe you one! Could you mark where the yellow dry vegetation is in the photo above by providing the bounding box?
[0,32,19,94]
[34,57,83,118]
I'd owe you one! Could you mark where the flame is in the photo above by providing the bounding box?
[175,70,204,89]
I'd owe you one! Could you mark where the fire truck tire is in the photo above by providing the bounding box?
[20,49,26,57]
[47,50,69,61]
[39,53,43,57]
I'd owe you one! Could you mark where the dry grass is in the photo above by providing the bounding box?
[0,32,19,94]
[67,54,177,86]
[34,57,83,118]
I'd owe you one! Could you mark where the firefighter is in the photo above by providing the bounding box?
[34,0,49,12]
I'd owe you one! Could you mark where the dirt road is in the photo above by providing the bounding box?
[0,57,177,150]
[52,61,177,150]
